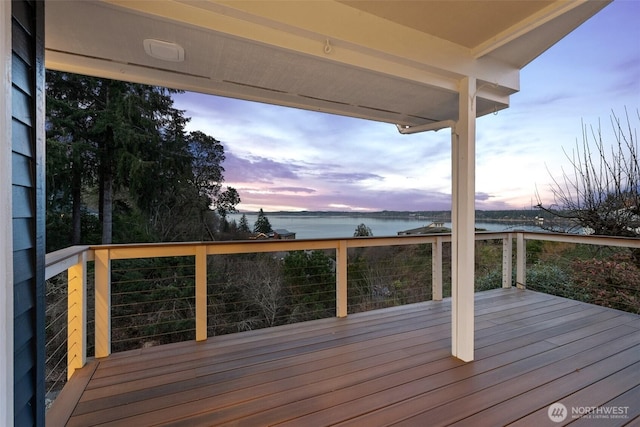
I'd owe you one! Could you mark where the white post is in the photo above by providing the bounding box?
[516,232,526,289]
[502,233,513,288]
[432,237,443,301]
[0,1,13,422]
[336,240,348,317]
[94,249,111,358]
[195,245,207,341]
[451,76,476,362]
[67,252,87,379]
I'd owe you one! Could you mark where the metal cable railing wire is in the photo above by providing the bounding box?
[522,241,640,314]
[110,257,196,351]
[206,251,337,334]
[347,244,436,313]
[44,273,69,406]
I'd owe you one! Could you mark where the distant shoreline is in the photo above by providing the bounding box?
[233,209,545,223]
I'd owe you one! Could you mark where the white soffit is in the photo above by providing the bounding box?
[44,0,610,127]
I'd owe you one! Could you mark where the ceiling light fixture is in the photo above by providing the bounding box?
[143,39,185,62]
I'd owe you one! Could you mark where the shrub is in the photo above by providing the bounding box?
[570,254,640,314]
[475,268,508,291]
[525,263,586,301]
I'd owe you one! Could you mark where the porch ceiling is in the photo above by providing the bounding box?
[44,0,609,129]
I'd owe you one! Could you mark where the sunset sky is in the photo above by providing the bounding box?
[173,0,640,213]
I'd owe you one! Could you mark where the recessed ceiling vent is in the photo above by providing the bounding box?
[143,39,185,62]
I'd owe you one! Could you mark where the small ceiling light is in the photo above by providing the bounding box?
[143,39,185,62]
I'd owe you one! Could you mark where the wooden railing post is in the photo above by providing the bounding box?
[336,240,348,318]
[516,232,526,289]
[432,237,443,300]
[502,233,513,288]
[195,245,207,341]
[67,251,87,379]
[94,249,111,358]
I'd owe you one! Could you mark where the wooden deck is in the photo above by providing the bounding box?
[47,288,640,426]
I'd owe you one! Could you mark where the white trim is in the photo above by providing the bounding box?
[0,0,14,423]
[451,76,476,362]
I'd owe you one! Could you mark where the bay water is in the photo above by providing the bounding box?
[226,213,542,239]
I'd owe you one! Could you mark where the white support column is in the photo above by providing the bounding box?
[451,76,476,362]
[0,1,13,423]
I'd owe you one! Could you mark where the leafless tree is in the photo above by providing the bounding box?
[536,109,639,241]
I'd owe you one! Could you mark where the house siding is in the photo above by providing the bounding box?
[11,0,46,425]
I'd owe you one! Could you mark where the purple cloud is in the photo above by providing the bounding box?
[270,186,316,194]
[222,152,301,183]
[320,172,383,183]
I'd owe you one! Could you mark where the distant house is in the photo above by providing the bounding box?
[271,229,296,240]
[398,222,451,235]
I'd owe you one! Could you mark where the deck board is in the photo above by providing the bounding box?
[47,288,640,427]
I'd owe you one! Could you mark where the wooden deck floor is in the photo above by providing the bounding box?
[47,288,640,426]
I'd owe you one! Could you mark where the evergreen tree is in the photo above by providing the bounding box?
[354,223,373,237]
[45,71,240,247]
[238,214,251,234]
[254,209,273,234]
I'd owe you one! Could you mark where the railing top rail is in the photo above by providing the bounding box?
[45,245,91,280]
[43,231,640,266]
[45,245,91,267]
[521,231,640,249]
[93,235,449,260]
[85,234,443,249]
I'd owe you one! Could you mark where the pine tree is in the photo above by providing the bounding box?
[45,71,240,247]
[254,209,273,234]
[238,214,251,234]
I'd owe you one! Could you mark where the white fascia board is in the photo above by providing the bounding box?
[105,0,520,94]
[472,0,604,59]
[0,0,14,424]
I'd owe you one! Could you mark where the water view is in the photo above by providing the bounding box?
[226,213,543,239]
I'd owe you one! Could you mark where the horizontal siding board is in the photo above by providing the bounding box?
[11,85,32,126]
[12,249,34,288]
[12,153,33,188]
[13,1,44,425]
[13,340,35,383]
[14,396,35,427]
[14,372,35,426]
[12,185,33,219]
[13,279,34,323]
[11,16,32,65]
[12,118,32,157]
[11,54,31,95]
[13,307,34,352]
[13,217,34,251]
[10,0,32,38]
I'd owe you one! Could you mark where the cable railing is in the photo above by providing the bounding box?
[43,231,640,406]
[514,232,640,314]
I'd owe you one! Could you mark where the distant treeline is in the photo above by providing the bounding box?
[236,210,547,222]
